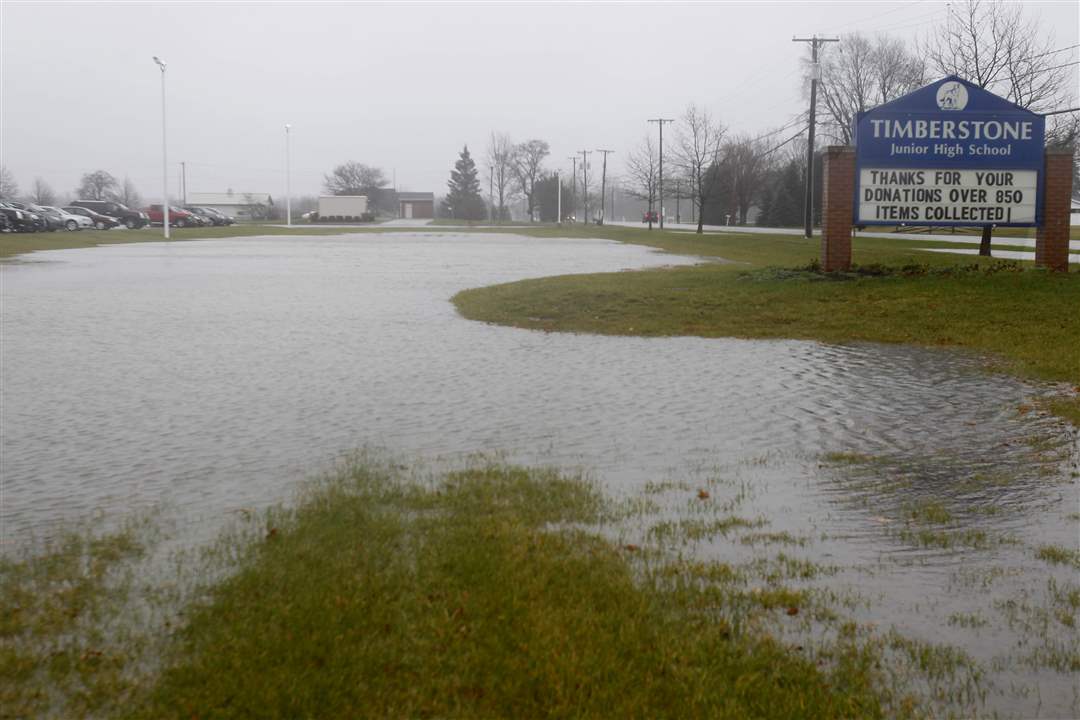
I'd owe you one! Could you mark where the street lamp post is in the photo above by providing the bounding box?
[285,124,292,226]
[152,56,169,239]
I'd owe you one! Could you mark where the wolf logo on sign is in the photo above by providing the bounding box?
[936,81,968,111]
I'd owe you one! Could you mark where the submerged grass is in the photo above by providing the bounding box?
[0,519,153,718]
[129,459,891,719]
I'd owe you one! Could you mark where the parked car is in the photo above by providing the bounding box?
[183,206,226,226]
[41,206,94,231]
[201,207,235,225]
[7,201,57,231]
[0,202,45,232]
[64,205,120,229]
[144,205,199,228]
[70,199,150,229]
[642,210,658,223]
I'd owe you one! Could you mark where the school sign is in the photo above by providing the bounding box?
[854,76,1044,227]
[819,75,1072,272]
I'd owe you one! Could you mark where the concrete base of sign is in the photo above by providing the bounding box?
[1035,148,1073,272]
[821,146,855,272]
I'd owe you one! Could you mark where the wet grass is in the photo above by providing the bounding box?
[10,452,1068,717]
[127,459,893,719]
[451,225,1080,425]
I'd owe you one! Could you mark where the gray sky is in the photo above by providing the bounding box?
[2,1,1077,203]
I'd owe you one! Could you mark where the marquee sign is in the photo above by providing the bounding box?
[854,76,1044,226]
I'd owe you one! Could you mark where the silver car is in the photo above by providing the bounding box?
[41,206,94,231]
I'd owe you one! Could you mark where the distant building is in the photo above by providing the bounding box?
[187,191,274,220]
[398,192,434,219]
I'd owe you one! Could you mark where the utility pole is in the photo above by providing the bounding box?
[180,161,187,205]
[556,168,562,224]
[595,149,614,225]
[578,150,592,224]
[675,178,680,224]
[567,156,577,222]
[488,165,494,222]
[792,35,839,239]
[647,118,674,229]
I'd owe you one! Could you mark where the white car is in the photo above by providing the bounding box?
[42,206,94,231]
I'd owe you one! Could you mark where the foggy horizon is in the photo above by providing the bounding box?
[3,1,1077,205]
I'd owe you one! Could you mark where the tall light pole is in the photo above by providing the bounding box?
[284,124,292,226]
[648,118,674,229]
[153,56,169,239]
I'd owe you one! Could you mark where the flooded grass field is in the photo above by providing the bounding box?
[2,232,1077,717]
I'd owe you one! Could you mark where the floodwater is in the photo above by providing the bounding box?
[2,232,1077,717]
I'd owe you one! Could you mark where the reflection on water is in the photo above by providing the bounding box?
[2,232,1077,717]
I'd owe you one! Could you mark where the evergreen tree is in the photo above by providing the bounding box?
[441,145,486,220]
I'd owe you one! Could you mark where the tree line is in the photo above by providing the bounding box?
[0,167,143,208]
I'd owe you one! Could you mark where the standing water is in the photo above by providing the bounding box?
[2,232,1076,717]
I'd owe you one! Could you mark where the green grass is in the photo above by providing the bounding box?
[451,225,1080,424]
[129,459,892,719]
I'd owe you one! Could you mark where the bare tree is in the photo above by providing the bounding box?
[486,132,517,222]
[719,135,769,225]
[672,103,726,234]
[76,170,118,200]
[119,177,142,208]
[922,0,1077,254]
[817,33,925,144]
[624,135,659,229]
[922,0,1073,116]
[0,166,17,200]
[323,162,387,195]
[513,139,549,221]
[31,178,56,205]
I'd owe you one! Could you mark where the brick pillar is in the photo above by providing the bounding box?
[821,146,856,272]
[1035,147,1074,272]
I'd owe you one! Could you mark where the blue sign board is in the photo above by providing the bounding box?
[854,76,1044,226]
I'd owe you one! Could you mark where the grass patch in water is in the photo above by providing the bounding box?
[903,500,953,525]
[0,518,154,718]
[1035,544,1080,569]
[130,459,891,719]
[898,527,1014,550]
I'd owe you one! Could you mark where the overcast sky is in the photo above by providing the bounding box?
[2,1,1077,204]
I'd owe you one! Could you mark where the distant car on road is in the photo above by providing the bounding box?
[70,200,149,229]
[642,210,658,223]
[64,205,120,229]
